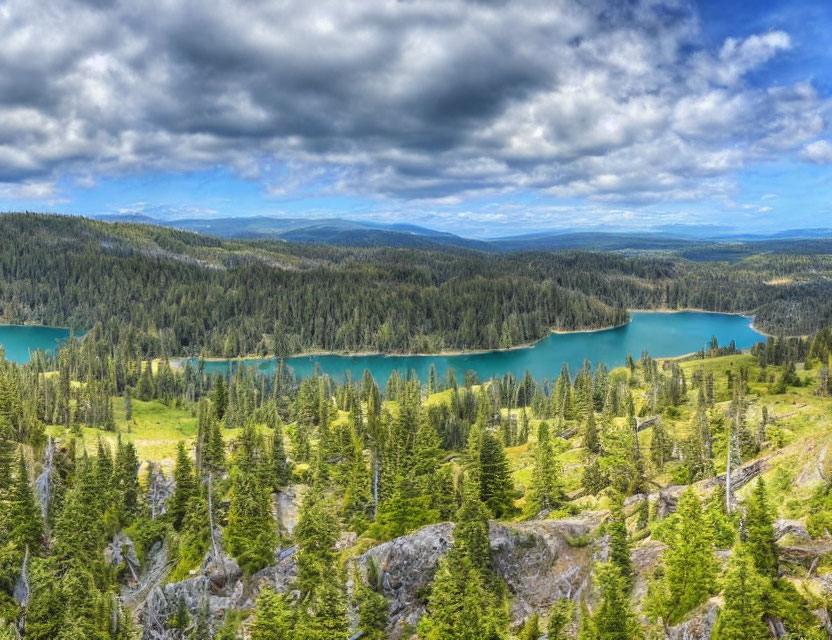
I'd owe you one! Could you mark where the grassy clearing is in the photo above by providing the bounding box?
[46,398,199,471]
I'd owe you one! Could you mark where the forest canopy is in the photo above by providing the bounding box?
[0,213,830,357]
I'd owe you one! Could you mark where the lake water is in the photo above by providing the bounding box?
[0,325,75,363]
[192,311,764,382]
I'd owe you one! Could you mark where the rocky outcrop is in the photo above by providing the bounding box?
[105,531,142,582]
[490,515,603,622]
[359,523,453,636]
[774,519,811,541]
[358,514,606,638]
[133,545,296,639]
[666,600,720,640]
[274,486,301,536]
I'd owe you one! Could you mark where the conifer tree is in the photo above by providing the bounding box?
[649,417,671,471]
[644,488,717,626]
[9,453,44,552]
[296,576,349,640]
[593,563,642,639]
[712,546,768,640]
[519,613,540,640]
[343,426,373,528]
[608,496,633,589]
[271,418,291,488]
[169,441,197,530]
[418,475,509,640]
[577,601,596,640]
[225,460,277,574]
[114,437,140,522]
[356,572,389,640]
[584,409,601,454]
[478,430,515,518]
[744,478,778,578]
[0,418,15,500]
[250,587,293,640]
[213,374,229,420]
[294,487,339,602]
[547,598,574,639]
[530,420,563,513]
[138,362,155,401]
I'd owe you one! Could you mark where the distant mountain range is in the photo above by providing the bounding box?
[94,213,832,253]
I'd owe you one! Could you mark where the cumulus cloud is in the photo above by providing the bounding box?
[0,0,828,205]
[803,140,832,163]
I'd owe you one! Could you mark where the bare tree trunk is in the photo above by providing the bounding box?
[207,471,228,584]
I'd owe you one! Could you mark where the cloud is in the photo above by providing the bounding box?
[0,0,828,206]
[0,180,58,200]
[803,140,832,163]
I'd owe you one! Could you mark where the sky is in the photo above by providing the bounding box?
[0,0,831,238]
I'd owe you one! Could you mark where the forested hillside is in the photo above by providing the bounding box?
[1,325,832,638]
[0,214,831,358]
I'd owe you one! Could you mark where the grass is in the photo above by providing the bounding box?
[46,398,199,471]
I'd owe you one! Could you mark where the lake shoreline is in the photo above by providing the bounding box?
[177,308,759,364]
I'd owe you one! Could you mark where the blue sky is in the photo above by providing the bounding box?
[1,0,831,238]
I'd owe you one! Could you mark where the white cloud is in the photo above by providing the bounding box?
[0,0,827,207]
[803,140,832,164]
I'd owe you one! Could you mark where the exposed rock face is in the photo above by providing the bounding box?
[631,540,667,603]
[132,511,733,639]
[105,531,141,581]
[489,515,603,622]
[274,486,301,536]
[134,545,296,639]
[359,522,453,636]
[774,518,811,541]
[666,601,720,640]
[358,514,606,638]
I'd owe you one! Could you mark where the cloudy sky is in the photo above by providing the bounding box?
[1,0,831,237]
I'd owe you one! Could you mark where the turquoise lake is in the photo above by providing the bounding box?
[0,325,75,363]
[192,311,764,382]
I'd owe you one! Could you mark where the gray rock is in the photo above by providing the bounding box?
[359,522,454,637]
[666,600,720,640]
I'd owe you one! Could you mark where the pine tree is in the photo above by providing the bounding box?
[530,420,563,513]
[712,546,768,640]
[124,388,132,421]
[271,419,291,488]
[479,430,516,518]
[649,417,671,471]
[250,587,294,640]
[9,452,44,552]
[296,576,349,640]
[577,601,596,640]
[454,478,492,571]
[744,478,778,578]
[593,563,642,640]
[417,550,508,640]
[645,488,718,626]
[294,487,340,602]
[114,437,140,522]
[356,573,389,640]
[547,598,574,639]
[584,409,601,454]
[0,418,16,500]
[418,475,509,640]
[213,374,229,420]
[169,441,197,530]
[52,457,103,572]
[608,496,633,589]
[519,613,540,640]
[225,462,277,575]
[343,425,373,528]
[138,362,155,401]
